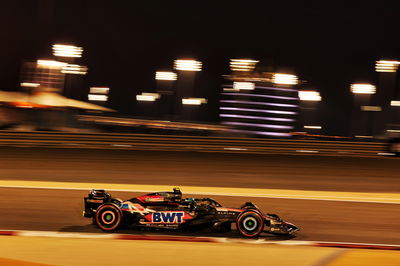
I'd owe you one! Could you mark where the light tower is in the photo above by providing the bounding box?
[350,83,377,138]
[374,60,400,136]
[52,44,87,100]
[155,71,177,119]
[298,90,322,133]
[173,59,203,121]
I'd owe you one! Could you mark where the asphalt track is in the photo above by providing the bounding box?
[0,147,399,192]
[0,188,399,245]
[0,147,399,245]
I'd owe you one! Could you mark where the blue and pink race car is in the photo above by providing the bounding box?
[83,188,299,238]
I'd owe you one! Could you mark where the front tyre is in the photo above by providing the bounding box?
[95,203,122,231]
[236,211,264,237]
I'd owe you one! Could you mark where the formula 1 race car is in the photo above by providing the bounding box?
[83,188,299,238]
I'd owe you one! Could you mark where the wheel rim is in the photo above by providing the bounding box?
[237,211,264,237]
[243,217,258,231]
[96,205,122,231]
[101,210,116,225]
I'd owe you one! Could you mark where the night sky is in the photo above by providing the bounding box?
[1,1,399,135]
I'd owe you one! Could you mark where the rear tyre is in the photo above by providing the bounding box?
[95,203,122,231]
[236,211,264,237]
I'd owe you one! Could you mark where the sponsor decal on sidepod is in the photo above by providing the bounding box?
[144,211,193,224]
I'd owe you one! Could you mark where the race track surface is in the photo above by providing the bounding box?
[1,188,399,245]
[0,147,399,192]
[0,147,399,245]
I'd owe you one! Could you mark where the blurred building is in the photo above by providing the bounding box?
[219,72,299,137]
[20,60,65,93]
[0,60,110,131]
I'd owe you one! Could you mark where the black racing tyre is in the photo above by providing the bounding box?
[95,203,122,231]
[236,210,264,238]
[240,202,261,213]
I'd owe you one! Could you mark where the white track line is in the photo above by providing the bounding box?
[0,184,399,205]
[1,230,399,250]
[0,181,399,204]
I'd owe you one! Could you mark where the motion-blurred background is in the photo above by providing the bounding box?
[0,1,399,265]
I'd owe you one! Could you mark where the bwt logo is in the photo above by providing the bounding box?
[152,212,185,223]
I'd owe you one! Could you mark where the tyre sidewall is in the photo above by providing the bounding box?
[95,204,122,231]
[236,211,264,237]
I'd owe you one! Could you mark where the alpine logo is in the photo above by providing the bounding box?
[145,211,191,224]
[120,202,147,215]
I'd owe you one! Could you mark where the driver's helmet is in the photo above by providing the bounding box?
[171,187,182,202]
